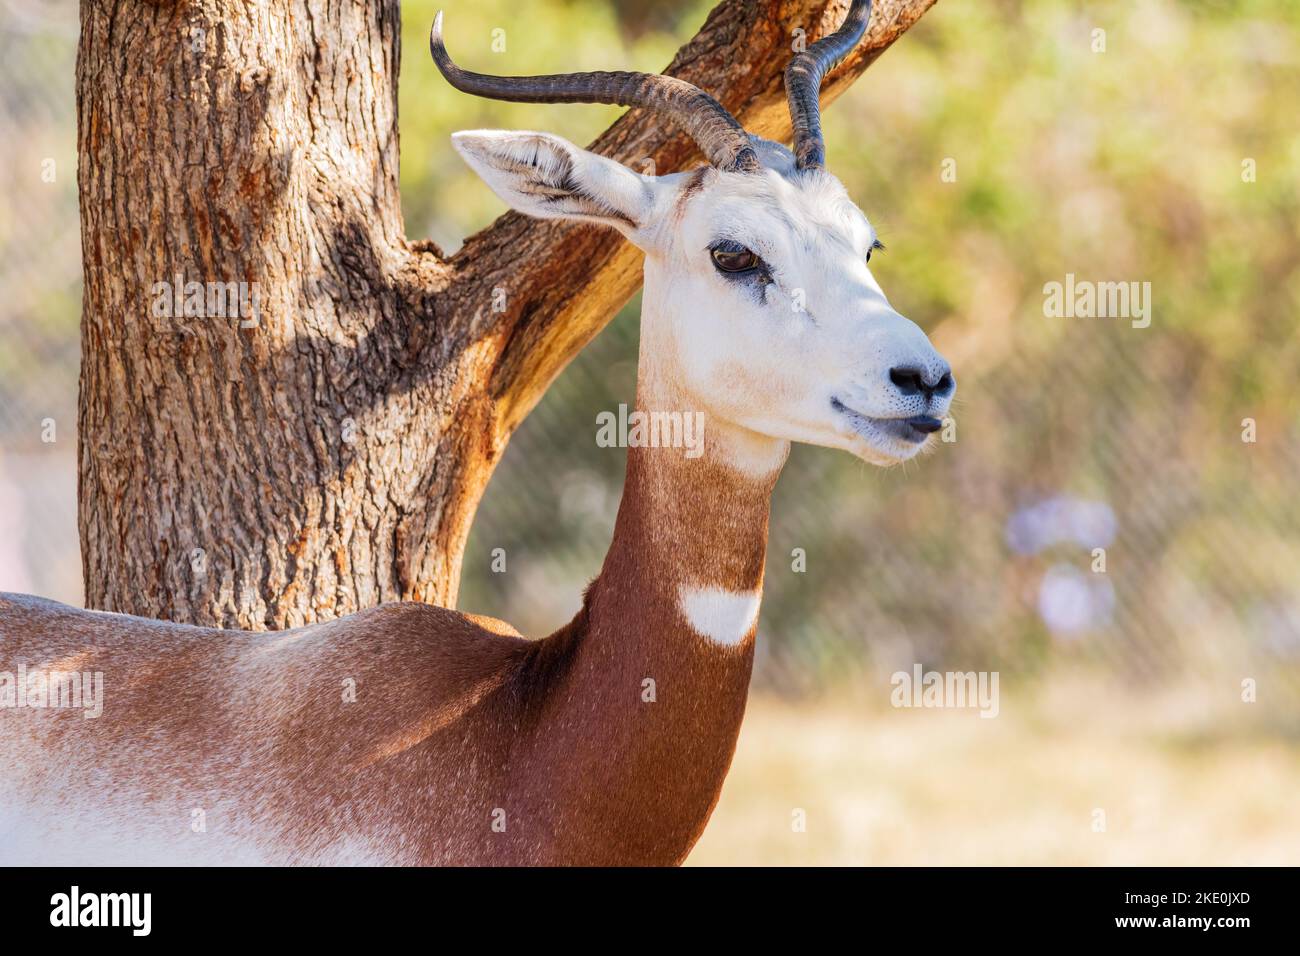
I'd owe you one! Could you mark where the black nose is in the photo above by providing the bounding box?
[889,365,954,399]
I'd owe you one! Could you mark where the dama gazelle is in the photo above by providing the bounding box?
[0,1,953,865]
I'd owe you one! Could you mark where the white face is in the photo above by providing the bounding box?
[453,129,954,467]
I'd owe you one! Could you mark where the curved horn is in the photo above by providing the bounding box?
[786,0,873,170]
[430,12,759,173]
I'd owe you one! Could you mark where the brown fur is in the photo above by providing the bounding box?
[0,399,778,865]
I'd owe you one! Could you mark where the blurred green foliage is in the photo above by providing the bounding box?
[403,1,1300,713]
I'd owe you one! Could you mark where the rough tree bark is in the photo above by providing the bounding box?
[75,0,937,629]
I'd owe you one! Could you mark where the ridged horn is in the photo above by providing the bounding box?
[786,0,873,170]
[430,11,760,173]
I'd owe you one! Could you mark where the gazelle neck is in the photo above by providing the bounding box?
[607,365,786,607]
[510,287,790,864]
[595,278,791,641]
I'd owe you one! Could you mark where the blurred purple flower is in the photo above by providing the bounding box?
[1006,495,1117,556]
[1038,563,1116,637]
[1248,600,1300,658]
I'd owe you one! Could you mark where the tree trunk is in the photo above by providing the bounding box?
[75,0,936,629]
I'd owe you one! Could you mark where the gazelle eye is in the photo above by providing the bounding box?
[866,238,885,264]
[710,241,761,274]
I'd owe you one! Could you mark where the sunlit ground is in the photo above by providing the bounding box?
[687,671,1300,866]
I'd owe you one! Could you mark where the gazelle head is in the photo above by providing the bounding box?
[432,0,953,468]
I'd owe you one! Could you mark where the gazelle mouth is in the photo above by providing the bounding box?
[831,398,941,450]
[904,414,943,434]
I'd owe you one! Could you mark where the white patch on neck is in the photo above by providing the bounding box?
[677,585,762,647]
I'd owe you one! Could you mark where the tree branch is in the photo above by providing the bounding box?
[439,0,939,439]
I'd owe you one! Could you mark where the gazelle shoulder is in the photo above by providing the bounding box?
[267,602,535,703]
[307,601,530,657]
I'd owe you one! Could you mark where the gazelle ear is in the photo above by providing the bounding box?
[452,130,660,242]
